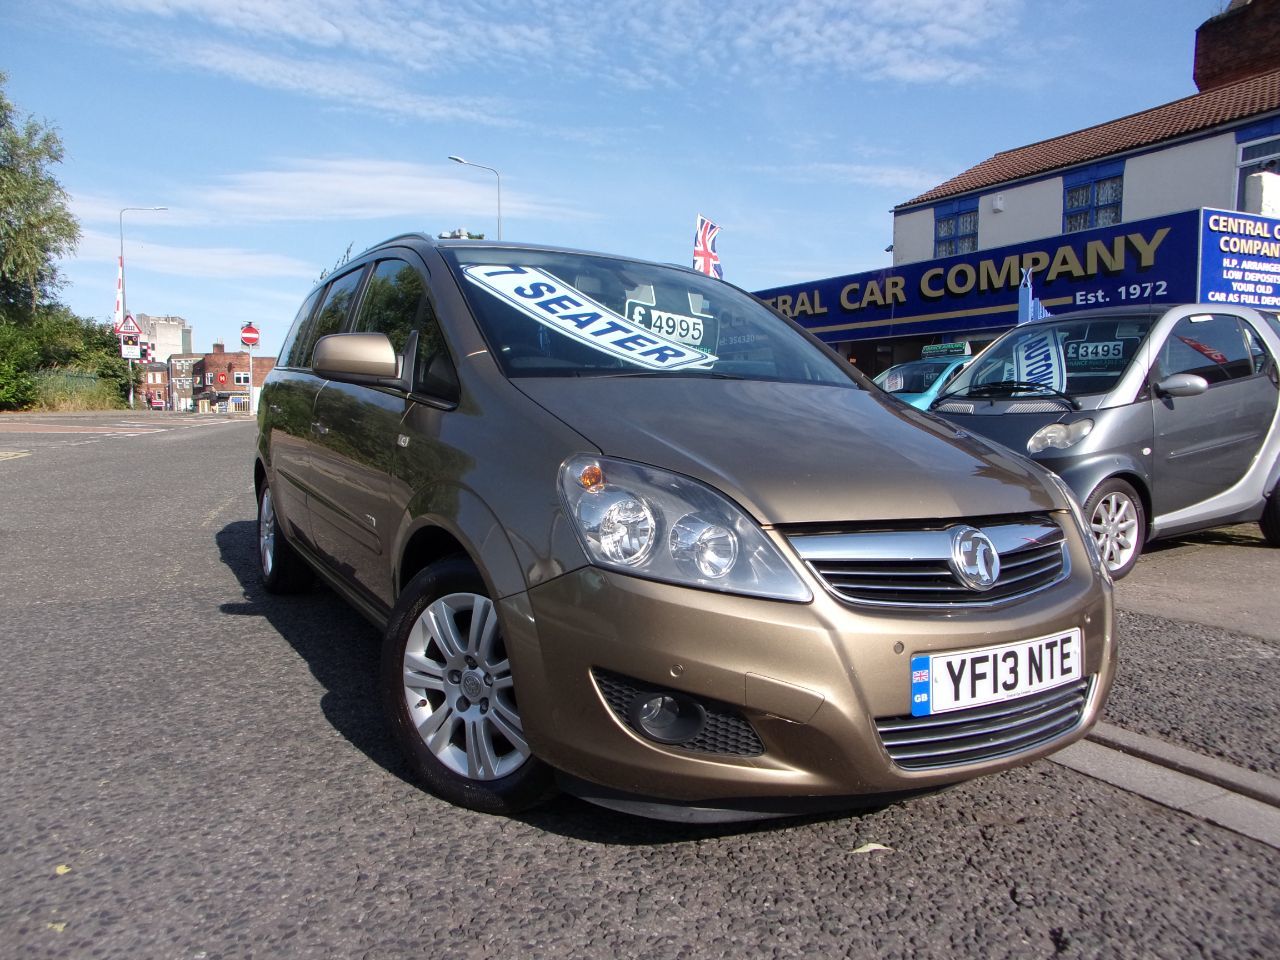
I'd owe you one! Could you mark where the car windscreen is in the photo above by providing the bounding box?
[944,315,1157,399]
[874,359,957,394]
[441,247,857,387]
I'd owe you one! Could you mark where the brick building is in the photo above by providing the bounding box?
[193,342,277,413]
[138,362,169,410]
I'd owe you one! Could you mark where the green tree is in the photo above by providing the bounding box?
[0,70,80,318]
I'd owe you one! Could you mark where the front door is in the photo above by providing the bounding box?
[1150,313,1278,516]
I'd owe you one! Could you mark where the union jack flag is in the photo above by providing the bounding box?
[692,214,723,279]
[912,669,929,684]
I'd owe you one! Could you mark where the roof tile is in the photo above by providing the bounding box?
[899,67,1280,208]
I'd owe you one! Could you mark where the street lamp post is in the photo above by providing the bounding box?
[447,156,502,240]
[118,206,167,409]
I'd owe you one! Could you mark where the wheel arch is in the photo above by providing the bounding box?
[394,488,529,604]
[1054,455,1153,537]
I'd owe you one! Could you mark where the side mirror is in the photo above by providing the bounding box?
[313,333,402,384]
[1154,372,1209,398]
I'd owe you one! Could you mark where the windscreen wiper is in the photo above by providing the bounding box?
[966,379,1079,409]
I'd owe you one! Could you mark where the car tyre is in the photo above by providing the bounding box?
[1261,484,1280,547]
[382,556,556,815]
[1083,478,1145,579]
[257,481,313,593]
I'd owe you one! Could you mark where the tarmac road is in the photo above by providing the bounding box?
[1,412,1277,959]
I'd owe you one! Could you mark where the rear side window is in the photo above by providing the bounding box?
[351,258,456,395]
[1156,314,1254,384]
[288,267,366,369]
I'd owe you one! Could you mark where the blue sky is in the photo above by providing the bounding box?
[2,0,1222,357]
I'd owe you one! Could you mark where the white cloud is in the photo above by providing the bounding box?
[70,158,589,230]
[756,161,949,193]
[77,0,1030,101]
[72,227,317,279]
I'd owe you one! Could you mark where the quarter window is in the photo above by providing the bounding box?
[934,198,978,258]
[289,268,366,369]
[1063,163,1123,233]
[278,289,322,368]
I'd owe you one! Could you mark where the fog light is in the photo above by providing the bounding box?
[626,692,707,745]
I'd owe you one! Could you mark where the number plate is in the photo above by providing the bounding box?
[910,628,1082,717]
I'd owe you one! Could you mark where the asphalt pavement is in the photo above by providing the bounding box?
[1,411,1277,959]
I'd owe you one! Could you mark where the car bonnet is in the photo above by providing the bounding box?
[514,377,1059,524]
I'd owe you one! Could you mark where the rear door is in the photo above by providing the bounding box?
[1150,312,1278,515]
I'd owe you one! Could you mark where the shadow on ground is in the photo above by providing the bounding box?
[212,519,872,844]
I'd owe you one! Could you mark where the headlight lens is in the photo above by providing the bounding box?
[559,455,812,601]
[1027,419,1093,455]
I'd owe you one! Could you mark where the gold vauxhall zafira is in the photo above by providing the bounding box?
[254,234,1116,822]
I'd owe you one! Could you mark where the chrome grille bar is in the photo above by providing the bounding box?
[876,678,1091,770]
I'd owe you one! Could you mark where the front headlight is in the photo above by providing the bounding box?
[558,455,812,602]
[1027,419,1094,455]
[1043,470,1111,584]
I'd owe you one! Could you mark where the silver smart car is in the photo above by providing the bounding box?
[931,304,1280,577]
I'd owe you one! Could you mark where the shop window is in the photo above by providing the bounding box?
[1063,162,1123,233]
[934,198,978,258]
[1236,135,1280,210]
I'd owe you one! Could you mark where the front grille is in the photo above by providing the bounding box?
[875,677,1092,770]
[789,517,1068,608]
[592,669,764,757]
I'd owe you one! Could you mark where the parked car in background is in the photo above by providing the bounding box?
[874,354,972,410]
[930,304,1280,578]
[254,234,1115,822]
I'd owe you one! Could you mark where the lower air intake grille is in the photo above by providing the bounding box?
[593,669,765,757]
[875,678,1091,770]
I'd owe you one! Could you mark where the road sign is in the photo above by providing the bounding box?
[240,323,260,347]
[217,372,227,384]
[117,313,142,336]
[121,334,140,359]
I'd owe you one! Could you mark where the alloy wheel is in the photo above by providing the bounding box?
[401,592,530,781]
[1090,491,1139,573]
[259,487,277,577]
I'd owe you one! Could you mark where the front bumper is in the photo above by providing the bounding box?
[502,537,1116,808]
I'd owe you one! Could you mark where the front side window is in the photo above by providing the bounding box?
[934,199,978,258]
[1155,314,1255,384]
[441,247,857,387]
[350,258,455,394]
[1063,163,1123,233]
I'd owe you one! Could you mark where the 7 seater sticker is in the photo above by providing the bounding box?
[463,264,718,371]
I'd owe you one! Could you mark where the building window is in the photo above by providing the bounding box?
[234,371,250,386]
[1237,135,1280,209]
[205,372,214,385]
[1063,162,1123,233]
[934,198,978,258]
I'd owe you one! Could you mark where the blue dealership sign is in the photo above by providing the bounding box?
[1199,208,1280,310]
[757,210,1203,343]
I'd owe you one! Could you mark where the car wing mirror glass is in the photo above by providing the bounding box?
[1154,372,1209,398]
